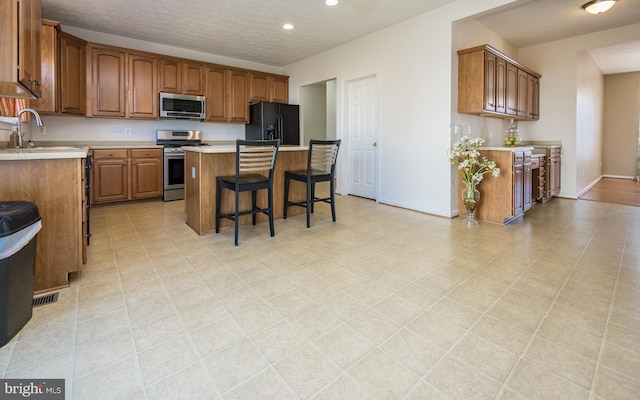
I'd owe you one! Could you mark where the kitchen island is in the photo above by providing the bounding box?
[184,145,310,235]
[0,147,89,293]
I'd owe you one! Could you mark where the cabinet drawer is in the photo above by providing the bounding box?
[93,149,128,159]
[131,148,162,158]
[550,148,560,156]
[531,158,539,169]
[524,152,532,162]
[513,152,524,163]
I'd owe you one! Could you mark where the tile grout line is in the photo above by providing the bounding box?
[587,215,631,400]
[495,211,610,399]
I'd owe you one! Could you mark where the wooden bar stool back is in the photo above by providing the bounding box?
[284,139,341,228]
[215,139,280,245]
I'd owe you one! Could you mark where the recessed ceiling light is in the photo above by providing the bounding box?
[283,23,294,30]
[582,0,618,14]
[325,0,339,6]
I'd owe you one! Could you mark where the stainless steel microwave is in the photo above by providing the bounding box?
[159,92,206,120]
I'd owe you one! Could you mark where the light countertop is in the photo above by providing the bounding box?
[480,146,534,151]
[0,146,89,160]
[183,145,309,153]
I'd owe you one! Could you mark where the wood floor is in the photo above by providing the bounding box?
[580,177,640,207]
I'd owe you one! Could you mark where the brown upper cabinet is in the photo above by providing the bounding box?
[205,65,250,123]
[31,19,59,113]
[88,44,159,119]
[250,72,289,104]
[458,45,541,121]
[0,0,42,99]
[59,32,87,115]
[32,21,87,115]
[205,64,227,122]
[226,68,250,123]
[88,45,127,117]
[127,52,158,119]
[29,21,288,122]
[159,58,205,96]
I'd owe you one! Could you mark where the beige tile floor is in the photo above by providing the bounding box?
[1,195,639,399]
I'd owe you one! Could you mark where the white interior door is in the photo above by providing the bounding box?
[347,76,378,199]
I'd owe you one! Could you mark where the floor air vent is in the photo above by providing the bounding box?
[32,292,59,308]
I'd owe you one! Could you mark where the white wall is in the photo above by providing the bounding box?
[518,23,640,198]
[576,51,604,195]
[30,26,285,144]
[283,0,517,218]
[326,80,337,140]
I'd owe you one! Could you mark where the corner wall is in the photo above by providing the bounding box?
[283,0,517,217]
[603,71,640,178]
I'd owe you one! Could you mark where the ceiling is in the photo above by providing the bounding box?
[476,0,640,74]
[41,0,640,72]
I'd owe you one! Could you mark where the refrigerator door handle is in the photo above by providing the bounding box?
[277,114,283,142]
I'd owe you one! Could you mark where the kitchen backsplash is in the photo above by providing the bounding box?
[7,115,245,144]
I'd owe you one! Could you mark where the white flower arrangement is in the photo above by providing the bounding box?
[449,136,500,184]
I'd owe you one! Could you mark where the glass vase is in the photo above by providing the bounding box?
[461,180,480,226]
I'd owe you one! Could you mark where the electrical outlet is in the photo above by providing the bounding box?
[124,128,131,135]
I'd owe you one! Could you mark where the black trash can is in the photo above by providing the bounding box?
[0,201,41,348]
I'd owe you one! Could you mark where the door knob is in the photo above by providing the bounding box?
[372,141,378,147]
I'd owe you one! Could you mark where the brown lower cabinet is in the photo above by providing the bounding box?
[458,148,533,224]
[92,148,162,204]
[0,157,85,293]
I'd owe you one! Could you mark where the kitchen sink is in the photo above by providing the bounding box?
[31,146,81,150]
[3,146,81,152]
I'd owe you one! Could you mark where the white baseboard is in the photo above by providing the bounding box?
[577,176,603,198]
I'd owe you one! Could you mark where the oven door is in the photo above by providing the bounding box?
[164,152,185,191]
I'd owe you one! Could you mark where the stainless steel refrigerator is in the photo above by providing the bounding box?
[245,102,300,145]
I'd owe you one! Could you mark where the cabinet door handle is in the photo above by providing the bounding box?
[145,152,149,155]
[109,152,113,157]
[123,161,127,166]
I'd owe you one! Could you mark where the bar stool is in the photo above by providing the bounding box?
[215,139,280,245]
[284,139,341,228]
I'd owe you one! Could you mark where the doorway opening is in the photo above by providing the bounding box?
[301,79,338,199]
[300,79,337,144]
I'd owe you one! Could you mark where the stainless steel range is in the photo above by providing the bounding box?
[156,130,205,201]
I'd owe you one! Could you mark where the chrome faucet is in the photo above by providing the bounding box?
[0,108,45,148]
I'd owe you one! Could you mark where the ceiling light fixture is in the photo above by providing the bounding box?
[582,0,618,14]
[283,23,294,30]
[325,0,339,5]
